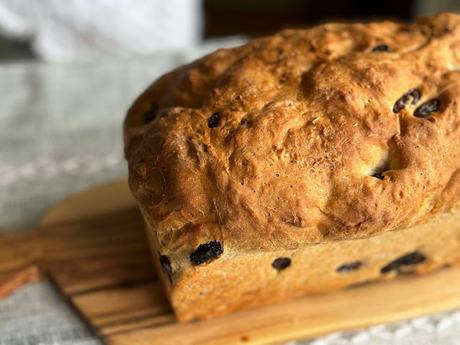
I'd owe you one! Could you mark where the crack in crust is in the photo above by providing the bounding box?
[125,13,460,253]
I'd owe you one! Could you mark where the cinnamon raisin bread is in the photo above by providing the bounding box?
[124,13,460,321]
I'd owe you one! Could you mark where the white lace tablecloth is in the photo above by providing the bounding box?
[1,42,459,344]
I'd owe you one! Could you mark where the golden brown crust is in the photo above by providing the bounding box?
[125,13,460,255]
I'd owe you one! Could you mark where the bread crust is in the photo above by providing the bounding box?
[126,13,460,254]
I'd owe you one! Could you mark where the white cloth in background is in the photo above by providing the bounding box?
[0,40,460,344]
[0,282,99,345]
[416,0,460,16]
[0,0,202,61]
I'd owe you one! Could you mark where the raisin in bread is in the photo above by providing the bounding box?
[124,13,460,321]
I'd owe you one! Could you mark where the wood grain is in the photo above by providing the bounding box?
[0,206,155,296]
[109,268,460,345]
[1,179,460,345]
[0,265,43,299]
[41,179,135,227]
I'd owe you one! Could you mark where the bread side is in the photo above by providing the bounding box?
[147,209,460,321]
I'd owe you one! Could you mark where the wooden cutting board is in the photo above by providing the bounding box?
[1,179,460,345]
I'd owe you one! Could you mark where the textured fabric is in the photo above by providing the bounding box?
[303,311,460,345]
[0,281,99,345]
[0,41,459,344]
[0,0,202,61]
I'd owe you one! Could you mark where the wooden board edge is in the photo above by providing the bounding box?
[0,265,44,299]
[106,267,460,345]
[41,178,136,227]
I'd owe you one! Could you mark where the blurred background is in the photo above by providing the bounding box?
[2,1,460,345]
[0,0,458,62]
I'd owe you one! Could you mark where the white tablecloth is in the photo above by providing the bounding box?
[1,41,459,344]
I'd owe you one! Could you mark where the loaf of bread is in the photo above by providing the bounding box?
[124,13,460,321]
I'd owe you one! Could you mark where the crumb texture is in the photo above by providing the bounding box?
[125,13,460,254]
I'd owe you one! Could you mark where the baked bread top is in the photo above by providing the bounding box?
[124,13,460,255]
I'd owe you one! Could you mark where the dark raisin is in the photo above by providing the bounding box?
[372,162,390,179]
[207,112,220,128]
[143,103,158,124]
[190,241,223,265]
[372,171,385,180]
[160,255,172,275]
[159,255,172,283]
[337,261,362,273]
[381,251,426,273]
[272,257,291,271]
[393,89,421,113]
[372,44,391,52]
[414,99,440,118]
